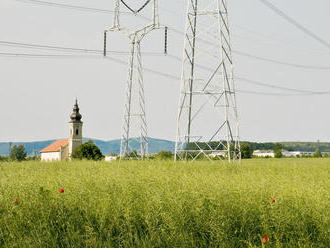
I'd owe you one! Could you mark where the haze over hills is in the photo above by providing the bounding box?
[0,138,175,155]
[0,138,329,156]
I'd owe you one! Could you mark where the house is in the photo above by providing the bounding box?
[209,151,227,158]
[282,151,314,157]
[253,150,275,158]
[40,100,83,161]
[105,155,118,162]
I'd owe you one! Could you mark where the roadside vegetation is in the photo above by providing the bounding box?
[0,159,328,247]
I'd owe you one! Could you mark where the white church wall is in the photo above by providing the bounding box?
[61,145,69,160]
[41,152,61,161]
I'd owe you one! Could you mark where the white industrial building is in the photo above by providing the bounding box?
[253,150,275,158]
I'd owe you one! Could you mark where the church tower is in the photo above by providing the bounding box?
[69,99,83,158]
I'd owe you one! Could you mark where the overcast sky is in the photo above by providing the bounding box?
[1,0,330,143]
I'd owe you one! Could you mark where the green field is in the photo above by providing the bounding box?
[0,159,329,247]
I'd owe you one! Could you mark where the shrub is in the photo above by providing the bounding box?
[155,151,173,160]
[72,140,103,161]
[9,144,27,161]
[240,143,253,159]
[274,143,283,158]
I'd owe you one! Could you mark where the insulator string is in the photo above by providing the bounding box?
[103,31,107,57]
[164,27,168,55]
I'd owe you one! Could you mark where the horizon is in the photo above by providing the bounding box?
[1,0,330,145]
[0,137,327,144]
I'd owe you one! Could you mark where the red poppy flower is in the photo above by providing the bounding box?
[59,188,64,193]
[270,198,275,204]
[262,234,269,243]
[13,198,19,203]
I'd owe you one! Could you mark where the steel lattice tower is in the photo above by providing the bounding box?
[104,0,160,159]
[175,0,241,162]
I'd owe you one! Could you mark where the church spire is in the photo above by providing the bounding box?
[70,99,82,123]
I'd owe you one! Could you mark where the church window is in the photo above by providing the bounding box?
[76,129,79,135]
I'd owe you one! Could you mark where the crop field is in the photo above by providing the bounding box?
[0,159,329,247]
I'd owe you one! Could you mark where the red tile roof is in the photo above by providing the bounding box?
[40,139,69,153]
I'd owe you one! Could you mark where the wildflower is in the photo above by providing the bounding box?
[270,197,275,204]
[262,234,269,243]
[13,198,19,203]
[51,203,56,207]
[59,188,64,193]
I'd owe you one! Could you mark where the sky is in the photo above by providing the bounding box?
[0,0,330,143]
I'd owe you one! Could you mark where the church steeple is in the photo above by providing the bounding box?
[70,99,82,123]
[68,99,83,158]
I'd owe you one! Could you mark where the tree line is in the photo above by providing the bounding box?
[1,140,325,162]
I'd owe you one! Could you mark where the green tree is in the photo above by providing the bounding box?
[240,143,253,159]
[0,156,9,162]
[9,145,27,161]
[122,150,140,160]
[72,140,103,161]
[313,148,322,158]
[155,151,173,160]
[274,143,283,158]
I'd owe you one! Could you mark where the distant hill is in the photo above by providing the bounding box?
[0,138,175,155]
[0,139,329,156]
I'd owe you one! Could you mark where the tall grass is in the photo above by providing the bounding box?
[0,159,329,247]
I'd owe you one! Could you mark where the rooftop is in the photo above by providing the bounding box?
[40,139,69,153]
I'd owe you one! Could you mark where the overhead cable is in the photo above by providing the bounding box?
[13,0,149,20]
[234,50,330,71]
[120,0,151,14]
[236,76,330,95]
[0,40,164,56]
[1,38,329,95]
[1,51,329,96]
[256,0,330,50]
[12,0,330,70]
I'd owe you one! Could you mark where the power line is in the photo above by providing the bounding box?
[13,0,149,20]
[1,38,329,95]
[0,40,164,56]
[234,50,330,71]
[167,52,330,95]
[0,51,179,79]
[0,52,97,58]
[3,1,330,96]
[256,0,330,50]
[11,0,330,71]
[1,51,329,96]
[236,89,318,96]
[236,76,330,95]
[14,0,117,14]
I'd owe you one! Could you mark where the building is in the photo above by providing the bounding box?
[105,155,118,162]
[40,100,83,161]
[253,150,275,158]
[282,151,314,157]
[253,150,315,158]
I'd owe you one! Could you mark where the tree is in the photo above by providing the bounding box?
[121,150,141,160]
[240,143,253,159]
[274,143,283,158]
[0,156,9,162]
[314,148,322,158]
[9,145,27,161]
[72,140,103,161]
[155,151,173,160]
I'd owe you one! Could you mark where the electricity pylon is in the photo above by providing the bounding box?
[104,0,160,159]
[175,0,241,162]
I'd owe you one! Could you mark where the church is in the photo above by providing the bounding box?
[40,100,83,161]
